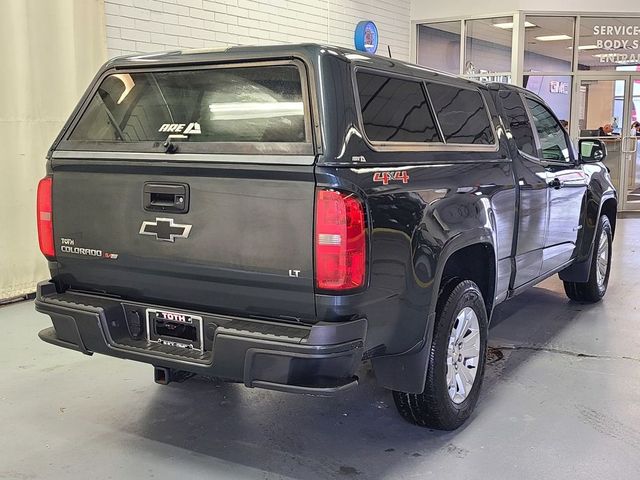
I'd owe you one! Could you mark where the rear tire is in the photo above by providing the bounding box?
[563,215,612,303]
[392,280,488,430]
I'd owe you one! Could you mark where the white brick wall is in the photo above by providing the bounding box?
[104,0,411,61]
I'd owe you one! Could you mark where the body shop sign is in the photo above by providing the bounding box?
[593,25,640,63]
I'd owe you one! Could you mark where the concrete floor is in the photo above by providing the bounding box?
[2,220,640,480]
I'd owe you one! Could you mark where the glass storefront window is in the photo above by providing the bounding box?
[524,75,572,125]
[465,17,513,76]
[576,78,626,196]
[578,18,640,71]
[576,79,624,135]
[413,13,640,211]
[417,22,461,74]
[524,16,575,73]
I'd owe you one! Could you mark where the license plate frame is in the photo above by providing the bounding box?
[146,308,204,351]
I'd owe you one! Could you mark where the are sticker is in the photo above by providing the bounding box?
[158,122,201,134]
[373,171,410,185]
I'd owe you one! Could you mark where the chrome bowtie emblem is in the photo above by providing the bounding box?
[139,218,192,242]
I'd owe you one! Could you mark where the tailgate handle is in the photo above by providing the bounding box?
[143,183,189,213]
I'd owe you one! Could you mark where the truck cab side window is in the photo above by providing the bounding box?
[356,71,441,143]
[498,91,536,156]
[426,83,495,145]
[526,98,571,163]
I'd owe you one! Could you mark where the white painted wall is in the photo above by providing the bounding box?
[1,0,107,301]
[105,0,411,61]
[411,0,640,23]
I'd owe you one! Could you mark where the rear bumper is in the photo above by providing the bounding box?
[35,281,366,394]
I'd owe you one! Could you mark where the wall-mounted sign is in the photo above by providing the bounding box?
[592,24,640,63]
[354,21,378,54]
[549,81,569,95]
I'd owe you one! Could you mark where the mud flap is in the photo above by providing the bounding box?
[371,312,436,394]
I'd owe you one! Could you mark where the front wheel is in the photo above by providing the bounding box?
[392,280,488,430]
[563,215,612,303]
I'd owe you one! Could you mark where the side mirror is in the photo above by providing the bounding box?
[579,139,607,163]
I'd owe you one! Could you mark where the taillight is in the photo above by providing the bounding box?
[37,176,55,259]
[315,189,366,291]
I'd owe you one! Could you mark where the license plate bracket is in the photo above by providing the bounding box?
[146,308,203,351]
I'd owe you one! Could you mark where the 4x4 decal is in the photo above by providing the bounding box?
[373,171,410,185]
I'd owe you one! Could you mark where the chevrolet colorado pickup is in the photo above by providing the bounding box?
[35,44,617,430]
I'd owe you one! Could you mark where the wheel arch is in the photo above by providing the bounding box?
[437,243,496,319]
[559,194,617,283]
[372,232,497,394]
[600,197,617,238]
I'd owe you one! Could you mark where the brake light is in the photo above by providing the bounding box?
[315,189,366,291]
[37,176,55,259]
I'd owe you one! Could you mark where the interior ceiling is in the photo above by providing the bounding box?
[420,17,640,70]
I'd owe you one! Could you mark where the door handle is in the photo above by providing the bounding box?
[143,183,190,213]
[548,177,564,189]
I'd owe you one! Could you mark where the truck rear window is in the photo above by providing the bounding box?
[66,64,310,153]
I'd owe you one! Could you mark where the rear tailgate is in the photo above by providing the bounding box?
[49,60,318,322]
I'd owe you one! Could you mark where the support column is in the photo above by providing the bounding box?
[511,11,525,86]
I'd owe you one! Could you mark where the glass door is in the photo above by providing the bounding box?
[626,75,640,209]
[573,74,640,211]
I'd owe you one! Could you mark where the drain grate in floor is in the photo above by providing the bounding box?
[486,347,505,364]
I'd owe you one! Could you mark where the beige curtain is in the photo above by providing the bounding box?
[0,0,106,300]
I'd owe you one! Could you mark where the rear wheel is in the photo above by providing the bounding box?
[392,280,488,430]
[563,215,612,303]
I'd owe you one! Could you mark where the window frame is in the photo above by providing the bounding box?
[56,59,316,156]
[522,93,576,165]
[352,65,499,153]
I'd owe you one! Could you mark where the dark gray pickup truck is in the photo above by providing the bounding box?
[35,44,617,430]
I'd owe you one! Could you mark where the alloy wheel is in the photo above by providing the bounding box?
[596,229,609,289]
[446,306,481,404]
